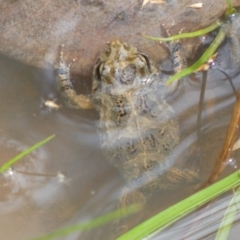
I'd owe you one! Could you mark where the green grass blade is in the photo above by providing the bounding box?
[225,0,237,16]
[215,186,240,240]
[117,170,240,240]
[166,28,226,84]
[226,0,233,9]
[31,205,140,240]
[0,134,55,173]
[142,21,221,42]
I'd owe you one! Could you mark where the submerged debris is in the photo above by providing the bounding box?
[141,0,165,9]
[188,3,203,9]
[233,138,240,151]
[196,53,218,71]
[44,100,61,110]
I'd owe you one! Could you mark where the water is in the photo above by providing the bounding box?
[1,47,240,240]
[0,55,121,239]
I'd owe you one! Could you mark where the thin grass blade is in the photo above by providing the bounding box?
[142,21,221,42]
[0,134,55,173]
[31,205,140,240]
[166,28,226,84]
[225,0,237,16]
[117,170,240,240]
[215,186,240,240]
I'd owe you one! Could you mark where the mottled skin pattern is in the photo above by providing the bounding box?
[91,41,197,195]
[55,40,198,234]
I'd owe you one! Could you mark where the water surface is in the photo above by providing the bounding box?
[1,43,240,239]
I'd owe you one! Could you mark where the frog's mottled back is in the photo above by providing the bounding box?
[56,40,199,201]
[91,40,196,193]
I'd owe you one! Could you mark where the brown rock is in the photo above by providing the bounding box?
[1,0,240,76]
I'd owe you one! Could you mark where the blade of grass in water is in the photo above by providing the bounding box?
[225,0,237,16]
[166,28,226,84]
[31,205,140,240]
[142,21,221,42]
[0,134,55,173]
[215,186,240,240]
[117,170,240,240]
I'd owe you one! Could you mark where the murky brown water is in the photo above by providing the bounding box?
[0,55,122,239]
[1,39,240,240]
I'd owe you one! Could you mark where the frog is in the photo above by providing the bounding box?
[55,40,199,234]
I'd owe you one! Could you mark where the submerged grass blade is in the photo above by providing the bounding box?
[117,170,240,240]
[215,186,240,240]
[31,205,140,240]
[166,28,226,84]
[0,134,55,173]
[142,21,221,42]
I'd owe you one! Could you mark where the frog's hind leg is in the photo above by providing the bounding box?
[55,44,94,109]
[111,188,146,238]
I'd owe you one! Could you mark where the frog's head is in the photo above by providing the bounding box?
[92,40,157,95]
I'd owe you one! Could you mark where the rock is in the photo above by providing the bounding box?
[1,0,240,76]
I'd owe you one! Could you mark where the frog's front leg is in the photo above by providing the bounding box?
[111,188,146,238]
[55,45,94,109]
[161,24,187,74]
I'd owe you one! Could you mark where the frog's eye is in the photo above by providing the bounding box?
[139,53,152,72]
[94,60,104,82]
